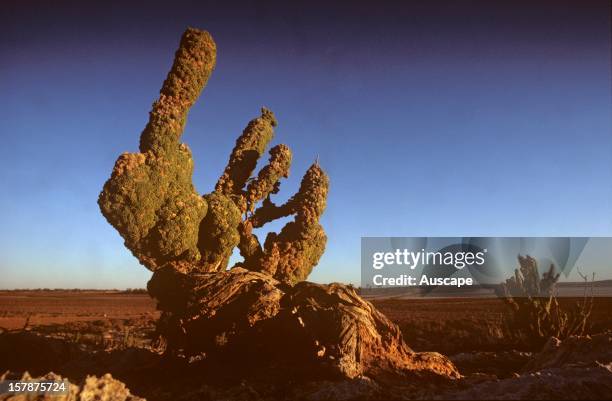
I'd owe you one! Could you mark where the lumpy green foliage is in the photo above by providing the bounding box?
[98,28,215,272]
[246,144,292,213]
[139,29,217,155]
[237,163,329,284]
[194,108,278,272]
[99,28,329,283]
[257,164,329,284]
[197,192,242,272]
[215,108,278,201]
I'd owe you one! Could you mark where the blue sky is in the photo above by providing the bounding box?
[0,0,610,288]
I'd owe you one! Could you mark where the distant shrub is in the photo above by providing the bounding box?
[495,255,593,350]
[122,288,148,294]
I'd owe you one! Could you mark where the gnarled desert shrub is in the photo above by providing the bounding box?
[495,255,593,349]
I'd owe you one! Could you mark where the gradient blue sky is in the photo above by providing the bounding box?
[1,0,610,288]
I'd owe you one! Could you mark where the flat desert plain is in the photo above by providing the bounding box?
[1,290,610,354]
[1,291,611,400]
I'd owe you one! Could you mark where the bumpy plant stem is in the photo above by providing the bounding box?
[98,28,216,273]
[99,27,329,283]
[215,108,278,202]
[241,163,329,284]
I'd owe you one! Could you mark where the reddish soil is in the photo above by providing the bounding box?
[0,291,610,400]
[0,291,159,330]
[1,291,610,354]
